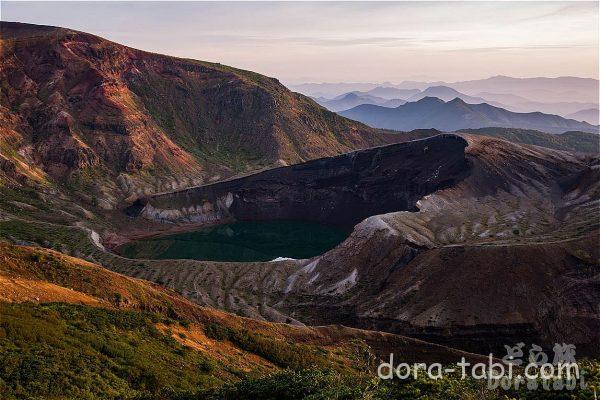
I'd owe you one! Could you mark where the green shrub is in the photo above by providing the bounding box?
[204,322,330,370]
[204,323,234,341]
[213,369,380,400]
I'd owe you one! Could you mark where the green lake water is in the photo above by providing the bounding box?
[119,220,348,262]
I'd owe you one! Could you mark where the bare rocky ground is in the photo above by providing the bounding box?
[2,133,596,358]
[111,134,600,357]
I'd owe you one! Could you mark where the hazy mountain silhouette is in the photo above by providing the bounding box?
[314,92,406,112]
[450,75,599,103]
[365,87,421,100]
[566,108,600,125]
[340,97,599,134]
[407,86,504,107]
[473,92,599,117]
[291,76,599,112]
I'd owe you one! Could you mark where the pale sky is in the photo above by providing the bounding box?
[2,1,598,83]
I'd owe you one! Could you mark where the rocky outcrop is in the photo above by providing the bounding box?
[270,136,600,356]
[127,134,471,228]
[278,233,600,356]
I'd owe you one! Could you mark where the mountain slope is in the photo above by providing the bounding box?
[0,21,398,205]
[340,97,599,133]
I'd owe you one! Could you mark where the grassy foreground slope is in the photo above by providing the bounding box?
[1,242,598,399]
[0,242,473,399]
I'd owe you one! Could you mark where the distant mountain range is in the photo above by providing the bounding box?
[449,75,598,104]
[290,76,599,118]
[291,76,598,102]
[313,92,406,112]
[316,85,506,113]
[472,92,599,117]
[405,86,503,106]
[339,97,599,134]
[364,87,420,100]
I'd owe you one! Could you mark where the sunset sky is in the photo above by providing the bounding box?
[2,1,598,84]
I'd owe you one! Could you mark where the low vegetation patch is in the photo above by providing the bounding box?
[204,322,333,370]
[0,302,221,400]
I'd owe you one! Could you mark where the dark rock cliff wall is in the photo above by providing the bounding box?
[127,134,471,228]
